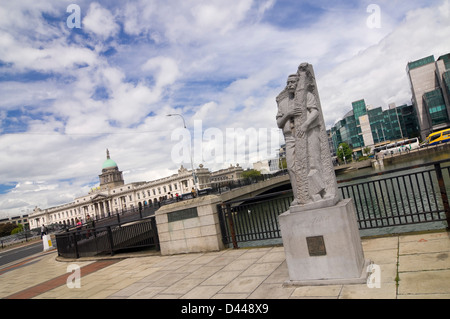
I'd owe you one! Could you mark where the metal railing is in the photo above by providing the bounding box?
[55,216,159,258]
[338,159,450,230]
[218,159,450,248]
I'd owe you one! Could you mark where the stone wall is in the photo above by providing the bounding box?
[155,195,224,255]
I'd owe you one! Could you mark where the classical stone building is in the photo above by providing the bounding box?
[209,164,243,184]
[29,150,215,229]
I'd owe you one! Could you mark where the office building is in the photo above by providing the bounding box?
[331,99,419,156]
[407,53,450,139]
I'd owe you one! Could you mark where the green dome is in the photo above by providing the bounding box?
[102,149,118,169]
[102,158,117,169]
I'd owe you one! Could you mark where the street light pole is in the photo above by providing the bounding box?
[167,113,198,192]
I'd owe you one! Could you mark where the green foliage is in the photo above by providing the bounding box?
[337,142,353,163]
[362,146,372,156]
[241,169,262,179]
[11,224,24,235]
[279,157,287,169]
[0,223,18,237]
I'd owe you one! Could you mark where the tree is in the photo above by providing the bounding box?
[11,224,24,235]
[241,169,262,179]
[0,223,17,237]
[363,146,372,156]
[337,142,353,163]
[279,157,287,169]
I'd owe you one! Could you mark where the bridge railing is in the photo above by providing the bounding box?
[55,217,159,258]
[210,169,289,194]
[218,159,450,248]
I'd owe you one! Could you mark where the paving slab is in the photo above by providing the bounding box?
[220,275,267,294]
[339,282,397,299]
[399,252,450,272]
[397,269,450,296]
[290,285,342,298]
[2,230,450,300]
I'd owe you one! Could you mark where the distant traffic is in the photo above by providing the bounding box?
[373,137,420,156]
[421,128,450,147]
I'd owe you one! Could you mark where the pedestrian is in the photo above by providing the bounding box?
[85,214,94,239]
[191,187,197,198]
[41,224,47,239]
[75,218,82,240]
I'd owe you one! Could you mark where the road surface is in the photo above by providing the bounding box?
[0,241,45,268]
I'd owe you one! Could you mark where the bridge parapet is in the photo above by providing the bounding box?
[218,174,290,203]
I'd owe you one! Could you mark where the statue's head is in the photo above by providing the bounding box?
[286,74,298,93]
[298,63,310,72]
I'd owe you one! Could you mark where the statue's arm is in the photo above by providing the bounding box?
[297,93,319,136]
[276,112,289,128]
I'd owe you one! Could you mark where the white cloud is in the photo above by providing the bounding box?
[142,56,180,88]
[0,0,449,218]
[82,2,120,40]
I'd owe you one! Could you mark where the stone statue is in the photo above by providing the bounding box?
[276,63,339,209]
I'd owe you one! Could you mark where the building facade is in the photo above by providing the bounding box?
[331,99,419,156]
[0,214,29,230]
[407,53,450,140]
[28,150,215,229]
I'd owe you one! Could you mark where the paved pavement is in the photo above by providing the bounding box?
[1,230,449,300]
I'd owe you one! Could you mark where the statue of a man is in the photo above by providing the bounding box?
[277,63,339,208]
[276,74,300,200]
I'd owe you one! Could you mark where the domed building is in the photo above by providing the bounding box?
[99,149,124,190]
[28,149,235,229]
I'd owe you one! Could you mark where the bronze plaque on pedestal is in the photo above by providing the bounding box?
[306,235,326,256]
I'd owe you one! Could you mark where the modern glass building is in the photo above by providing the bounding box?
[331,100,419,156]
[407,53,450,139]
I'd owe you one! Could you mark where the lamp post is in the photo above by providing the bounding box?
[339,145,347,165]
[167,113,198,192]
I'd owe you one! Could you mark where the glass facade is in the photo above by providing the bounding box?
[423,88,449,126]
[331,100,420,154]
[352,99,367,125]
[443,70,450,104]
[407,55,435,71]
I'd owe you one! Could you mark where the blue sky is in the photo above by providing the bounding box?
[0,0,449,219]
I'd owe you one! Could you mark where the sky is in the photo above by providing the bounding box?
[0,0,449,219]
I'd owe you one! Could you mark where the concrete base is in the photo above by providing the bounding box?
[279,198,370,286]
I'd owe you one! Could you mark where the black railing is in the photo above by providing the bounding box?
[338,159,450,229]
[210,170,289,194]
[218,159,450,248]
[55,216,159,258]
[218,190,293,249]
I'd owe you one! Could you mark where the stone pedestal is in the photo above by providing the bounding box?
[279,198,370,286]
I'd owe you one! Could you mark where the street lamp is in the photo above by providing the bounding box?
[167,113,198,192]
[339,145,347,165]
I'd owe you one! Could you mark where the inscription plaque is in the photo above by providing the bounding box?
[306,235,326,256]
[167,207,198,223]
